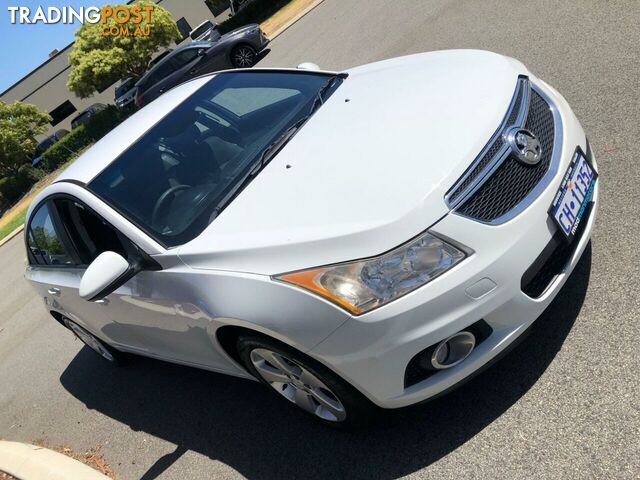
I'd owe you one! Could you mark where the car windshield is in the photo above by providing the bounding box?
[88,71,342,248]
[115,79,135,97]
[191,21,213,39]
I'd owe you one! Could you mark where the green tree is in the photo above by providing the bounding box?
[0,100,51,177]
[67,1,180,98]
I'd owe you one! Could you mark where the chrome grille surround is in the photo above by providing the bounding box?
[445,77,563,224]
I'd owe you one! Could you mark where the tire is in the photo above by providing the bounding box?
[231,44,257,68]
[237,334,377,429]
[63,317,127,366]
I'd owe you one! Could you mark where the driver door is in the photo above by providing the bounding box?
[50,197,230,370]
[25,199,129,345]
[163,48,203,89]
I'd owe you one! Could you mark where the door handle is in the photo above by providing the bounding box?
[47,287,61,296]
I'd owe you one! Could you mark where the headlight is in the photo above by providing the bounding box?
[275,231,468,315]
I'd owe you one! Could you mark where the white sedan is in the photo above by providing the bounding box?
[24,50,598,428]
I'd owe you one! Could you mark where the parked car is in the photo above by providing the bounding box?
[148,49,173,69]
[24,51,598,429]
[31,129,69,167]
[135,25,269,108]
[114,78,138,109]
[189,19,221,42]
[230,0,254,15]
[70,103,107,129]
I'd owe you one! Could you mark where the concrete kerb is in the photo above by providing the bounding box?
[0,441,110,480]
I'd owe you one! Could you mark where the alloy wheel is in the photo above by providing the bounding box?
[233,46,256,67]
[250,348,347,422]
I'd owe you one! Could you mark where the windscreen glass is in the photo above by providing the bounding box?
[88,71,337,247]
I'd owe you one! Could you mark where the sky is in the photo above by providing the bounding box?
[0,0,125,93]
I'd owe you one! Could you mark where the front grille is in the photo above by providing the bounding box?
[448,138,505,204]
[457,90,555,221]
[447,78,528,204]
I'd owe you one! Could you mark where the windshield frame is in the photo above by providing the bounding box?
[87,70,344,249]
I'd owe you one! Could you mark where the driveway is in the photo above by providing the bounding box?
[1,1,639,479]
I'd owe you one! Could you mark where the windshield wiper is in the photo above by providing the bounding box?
[257,74,346,168]
[210,121,305,220]
[308,73,346,116]
[256,116,306,167]
[211,74,347,220]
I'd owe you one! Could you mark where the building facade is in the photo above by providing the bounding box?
[0,0,225,137]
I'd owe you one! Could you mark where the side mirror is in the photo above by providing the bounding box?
[297,62,320,71]
[79,251,133,301]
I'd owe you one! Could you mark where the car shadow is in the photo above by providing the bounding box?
[60,244,593,480]
[254,48,271,66]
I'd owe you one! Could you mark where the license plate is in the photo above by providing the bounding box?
[549,149,597,241]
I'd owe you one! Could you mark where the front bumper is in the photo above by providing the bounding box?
[309,79,599,409]
[255,28,270,50]
[116,96,135,108]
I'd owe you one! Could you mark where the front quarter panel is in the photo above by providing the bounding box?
[145,258,352,356]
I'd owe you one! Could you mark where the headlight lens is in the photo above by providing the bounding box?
[276,231,468,315]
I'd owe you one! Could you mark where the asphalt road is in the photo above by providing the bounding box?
[1,1,639,479]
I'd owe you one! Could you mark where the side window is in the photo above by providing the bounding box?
[169,49,199,69]
[54,199,131,265]
[150,61,176,83]
[27,202,75,266]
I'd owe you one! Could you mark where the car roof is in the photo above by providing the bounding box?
[37,134,56,145]
[148,49,173,67]
[75,103,105,115]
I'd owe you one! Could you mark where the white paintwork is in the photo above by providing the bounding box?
[178,50,519,274]
[79,251,129,300]
[297,62,320,70]
[24,51,599,411]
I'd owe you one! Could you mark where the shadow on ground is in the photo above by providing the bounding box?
[254,48,271,65]
[60,245,592,480]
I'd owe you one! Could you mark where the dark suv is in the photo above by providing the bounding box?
[31,129,69,167]
[135,25,269,108]
[70,103,107,129]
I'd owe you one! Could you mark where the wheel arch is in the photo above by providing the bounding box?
[49,310,69,329]
[216,324,271,368]
[214,324,373,403]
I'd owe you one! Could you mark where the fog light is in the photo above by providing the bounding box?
[430,331,476,369]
